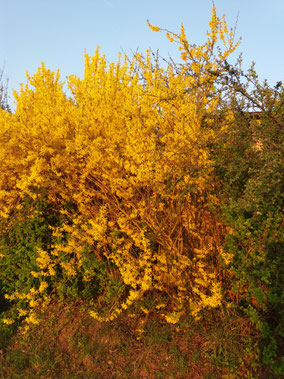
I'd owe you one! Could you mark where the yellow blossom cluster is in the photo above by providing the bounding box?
[0,7,239,324]
[2,287,51,330]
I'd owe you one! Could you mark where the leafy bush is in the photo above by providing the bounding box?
[0,194,123,327]
[0,196,55,297]
[211,63,284,374]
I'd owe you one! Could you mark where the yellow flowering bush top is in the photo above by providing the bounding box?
[0,6,239,325]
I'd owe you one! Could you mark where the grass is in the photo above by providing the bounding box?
[0,297,270,378]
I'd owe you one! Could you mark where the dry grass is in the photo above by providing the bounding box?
[0,300,266,378]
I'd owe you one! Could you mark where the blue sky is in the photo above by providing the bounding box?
[2,0,283,108]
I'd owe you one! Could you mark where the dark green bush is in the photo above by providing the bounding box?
[211,63,284,374]
[0,196,56,298]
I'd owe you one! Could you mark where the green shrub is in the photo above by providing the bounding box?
[211,62,284,374]
[0,196,56,297]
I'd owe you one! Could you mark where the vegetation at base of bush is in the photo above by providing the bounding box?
[0,300,267,378]
[0,5,283,375]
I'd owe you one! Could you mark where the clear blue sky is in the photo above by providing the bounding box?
[2,0,283,108]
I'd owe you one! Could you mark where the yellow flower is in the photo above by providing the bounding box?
[36,248,51,269]
[166,32,174,43]
[156,303,166,309]
[29,299,39,308]
[147,20,160,32]
[26,313,40,325]
[164,311,183,324]
[60,261,77,276]
[141,307,149,314]
[18,308,28,316]
[2,318,14,325]
[39,281,48,293]
[31,271,40,278]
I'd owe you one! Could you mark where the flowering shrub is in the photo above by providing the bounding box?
[0,6,239,326]
[1,7,283,374]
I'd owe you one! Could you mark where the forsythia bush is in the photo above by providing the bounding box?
[1,6,282,373]
[0,6,238,324]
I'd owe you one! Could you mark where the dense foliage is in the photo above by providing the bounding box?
[0,6,283,374]
[211,68,284,373]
